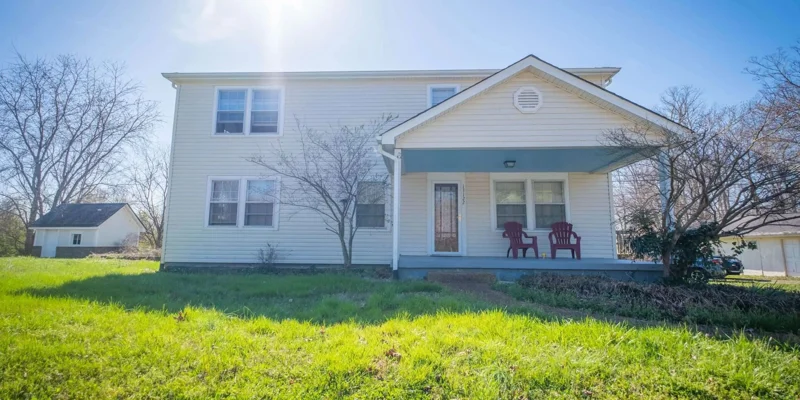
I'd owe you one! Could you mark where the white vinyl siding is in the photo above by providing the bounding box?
[166,78,479,264]
[398,71,633,148]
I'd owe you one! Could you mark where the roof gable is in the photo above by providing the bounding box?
[31,203,129,228]
[381,54,685,146]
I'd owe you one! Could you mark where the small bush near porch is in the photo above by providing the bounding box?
[2,258,799,399]
[499,274,800,332]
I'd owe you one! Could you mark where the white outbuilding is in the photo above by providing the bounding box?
[31,203,145,258]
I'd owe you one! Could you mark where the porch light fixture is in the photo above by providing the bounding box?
[504,160,516,168]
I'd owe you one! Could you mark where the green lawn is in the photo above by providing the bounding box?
[2,258,799,399]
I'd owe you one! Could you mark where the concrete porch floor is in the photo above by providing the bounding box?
[398,255,663,282]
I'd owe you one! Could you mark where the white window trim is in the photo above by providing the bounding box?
[355,181,390,231]
[212,86,285,137]
[205,176,281,230]
[71,233,82,246]
[489,172,570,233]
[427,84,460,108]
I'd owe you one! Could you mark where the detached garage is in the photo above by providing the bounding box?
[721,215,800,277]
[31,203,145,258]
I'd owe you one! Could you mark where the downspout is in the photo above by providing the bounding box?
[376,142,401,278]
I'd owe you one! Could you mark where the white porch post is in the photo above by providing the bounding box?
[392,149,402,272]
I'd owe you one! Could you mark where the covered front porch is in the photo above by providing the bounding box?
[375,55,680,280]
[379,145,652,278]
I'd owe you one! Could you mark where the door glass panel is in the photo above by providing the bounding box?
[434,183,459,253]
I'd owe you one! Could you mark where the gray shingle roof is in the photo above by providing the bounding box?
[31,203,128,228]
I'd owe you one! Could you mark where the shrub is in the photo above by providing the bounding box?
[511,274,800,331]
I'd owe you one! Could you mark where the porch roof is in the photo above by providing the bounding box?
[398,146,656,174]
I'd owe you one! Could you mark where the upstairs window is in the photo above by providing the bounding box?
[356,181,386,228]
[250,90,281,134]
[215,89,246,134]
[214,87,283,135]
[428,85,459,107]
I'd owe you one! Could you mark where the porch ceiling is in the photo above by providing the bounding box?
[400,146,657,174]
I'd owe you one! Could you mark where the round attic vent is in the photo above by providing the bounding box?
[513,86,543,113]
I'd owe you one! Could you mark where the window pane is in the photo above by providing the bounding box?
[209,203,238,225]
[431,87,457,106]
[534,182,564,204]
[357,204,385,228]
[495,182,525,204]
[535,204,566,229]
[216,90,245,134]
[496,204,527,229]
[218,90,246,111]
[211,180,239,202]
[358,182,385,205]
[252,90,280,111]
[247,180,276,202]
[245,203,274,226]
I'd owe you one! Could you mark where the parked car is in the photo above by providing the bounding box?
[687,258,728,283]
[713,256,743,275]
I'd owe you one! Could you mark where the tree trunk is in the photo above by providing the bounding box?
[338,233,351,268]
[661,251,671,278]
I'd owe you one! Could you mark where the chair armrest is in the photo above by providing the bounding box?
[548,231,555,244]
[502,232,509,238]
[574,234,581,245]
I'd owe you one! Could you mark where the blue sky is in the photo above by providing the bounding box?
[1,0,798,145]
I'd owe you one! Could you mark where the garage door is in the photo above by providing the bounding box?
[785,239,800,277]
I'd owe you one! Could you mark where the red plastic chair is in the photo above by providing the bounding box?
[548,222,581,259]
[502,221,539,259]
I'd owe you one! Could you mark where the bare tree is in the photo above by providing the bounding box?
[127,146,169,248]
[247,115,396,267]
[0,199,25,256]
[606,85,800,277]
[0,53,159,251]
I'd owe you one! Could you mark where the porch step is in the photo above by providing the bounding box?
[426,271,497,285]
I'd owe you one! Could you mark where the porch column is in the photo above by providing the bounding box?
[392,149,402,272]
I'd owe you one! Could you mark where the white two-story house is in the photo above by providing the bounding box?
[161,55,680,280]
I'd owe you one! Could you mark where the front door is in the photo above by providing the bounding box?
[432,182,461,254]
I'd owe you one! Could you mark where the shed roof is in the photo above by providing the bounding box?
[726,214,800,237]
[31,203,129,228]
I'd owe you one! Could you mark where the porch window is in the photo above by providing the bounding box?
[356,181,386,228]
[209,180,239,225]
[534,181,566,229]
[215,89,246,134]
[244,180,276,226]
[495,181,527,229]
